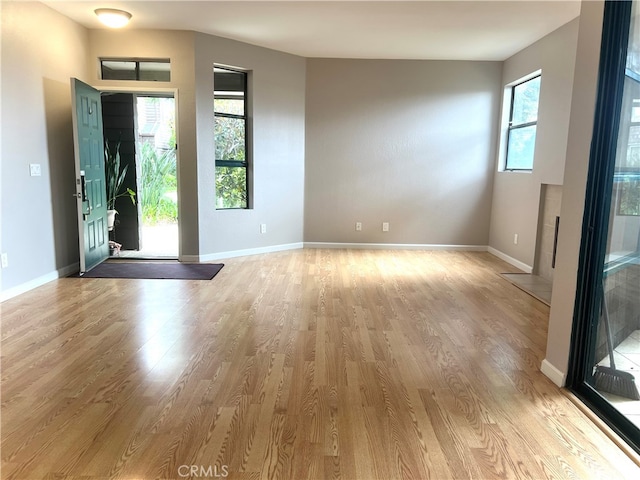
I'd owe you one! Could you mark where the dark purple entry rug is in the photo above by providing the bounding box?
[80,261,224,280]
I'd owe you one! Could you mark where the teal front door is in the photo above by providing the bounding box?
[71,78,108,273]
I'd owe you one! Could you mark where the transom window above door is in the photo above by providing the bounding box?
[100,58,171,82]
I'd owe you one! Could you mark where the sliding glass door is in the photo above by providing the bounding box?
[569,0,640,453]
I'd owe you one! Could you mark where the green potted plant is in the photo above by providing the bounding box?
[104,139,136,230]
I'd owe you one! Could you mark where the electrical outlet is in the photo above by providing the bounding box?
[382,222,389,232]
[355,222,362,231]
[1,253,8,268]
[260,223,267,234]
[514,233,519,245]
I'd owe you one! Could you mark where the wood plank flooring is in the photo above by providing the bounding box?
[1,249,639,479]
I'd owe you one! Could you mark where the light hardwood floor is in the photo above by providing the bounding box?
[1,249,639,479]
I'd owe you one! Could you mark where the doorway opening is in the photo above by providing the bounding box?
[102,92,178,259]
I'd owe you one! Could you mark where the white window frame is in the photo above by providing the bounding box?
[497,70,542,172]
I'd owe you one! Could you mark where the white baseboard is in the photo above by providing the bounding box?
[1,262,79,303]
[541,359,566,387]
[182,242,486,262]
[182,242,304,263]
[0,244,522,301]
[2,243,306,300]
[487,246,533,273]
[304,242,488,251]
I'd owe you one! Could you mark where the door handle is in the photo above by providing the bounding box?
[74,173,84,199]
[80,171,91,219]
[80,171,87,202]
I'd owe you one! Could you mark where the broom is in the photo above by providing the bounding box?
[593,282,640,400]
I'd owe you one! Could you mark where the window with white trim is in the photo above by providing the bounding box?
[504,75,541,171]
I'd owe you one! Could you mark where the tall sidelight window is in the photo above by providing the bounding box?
[505,75,541,170]
[214,66,249,209]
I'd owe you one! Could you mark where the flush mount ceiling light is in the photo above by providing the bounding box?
[95,8,132,28]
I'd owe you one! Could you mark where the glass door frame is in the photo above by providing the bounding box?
[567,0,640,454]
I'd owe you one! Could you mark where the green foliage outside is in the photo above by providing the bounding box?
[618,177,640,216]
[215,99,248,209]
[216,167,247,209]
[139,142,177,224]
[104,139,136,211]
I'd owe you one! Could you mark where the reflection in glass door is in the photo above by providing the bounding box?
[591,74,640,404]
[570,0,640,453]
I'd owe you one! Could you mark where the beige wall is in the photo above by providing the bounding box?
[304,59,502,245]
[544,0,605,384]
[1,1,89,295]
[488,19,579,269]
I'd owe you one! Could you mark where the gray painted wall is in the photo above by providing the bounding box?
[87,30,306,259]
[194,34,306,256]
[1,3,305,297]
[0,3,599,394]
[87,29,199,257]
[488,19,580,268]
[1,2,89,293]
[545,0,604,383]
[304,59,502,245]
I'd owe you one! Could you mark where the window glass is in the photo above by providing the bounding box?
[216,167,247,209]
[630,101,640,122]
[214,67,248,209]
[100,59,170,81]
[617,176,640,215]
[626,125,640,167]
[506,125,537,170]
[511,77,541,125]
[101,60,136,80]
[215,117,246,162]
[139,62,171,82]
[505,75,541,170]
[214,98,245,116]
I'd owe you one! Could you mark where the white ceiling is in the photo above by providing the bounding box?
[42,0,582,61]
